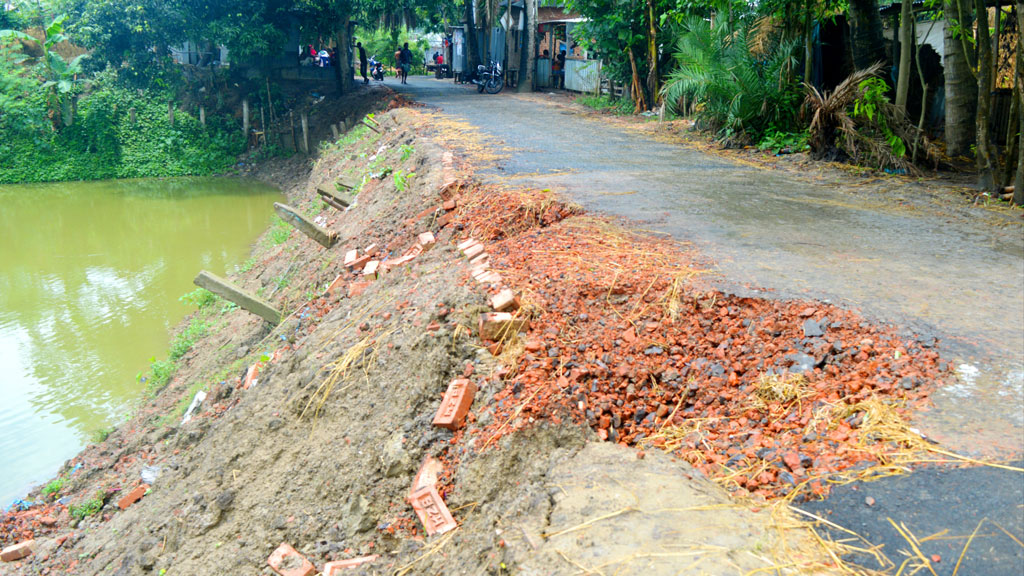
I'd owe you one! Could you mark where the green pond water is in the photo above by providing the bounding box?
[0,177,282,507]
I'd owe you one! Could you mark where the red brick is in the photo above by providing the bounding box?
[267,543,315,576]
[418,232,436,250]
[363,260,380,278]
[463,243,485,260]
[323,555,380,574]
[409,485,457,535]
[343,249,359,267]
[432,378,477,430]
[383,253,416,271]
[348,280,372,298]
[490,289,520,312]
[117,484,150,510]
[348,254,373,271]
[479,312,529,340]
[1,540,34,562]
[243,364,260,389]
[437,213,453,228]
[408,456,445,500]
[456,238,479,252]
[326,274,345,296]
[469,252,489,266]
[364,243,379,257]
[475,271,502,285]
[442,198,457,211]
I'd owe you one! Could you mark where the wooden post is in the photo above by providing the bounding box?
[199,105,206,127]
[194,271,281,325]
[289,111,297,151]
[129,107,136,125]
[362,119,381,133]
[273,202,338,248]
[168,102,175,126]
[316,186,351,209]
[300,112,309,154]
[243,99,250,137]
[331,123,339,139]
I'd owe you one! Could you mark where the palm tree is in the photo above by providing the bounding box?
[943,0,976,157]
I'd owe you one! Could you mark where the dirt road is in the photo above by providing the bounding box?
[395,76,1024,456]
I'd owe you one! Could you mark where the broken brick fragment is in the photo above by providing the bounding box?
[267,542,316,576]
[348,280,372,298]
[117,484,150,510]
[409,485,457,536]
[363,260,380,278]
[417,231,436,250]
[325,274,345,296]
[432,378,477,430]
[1,540,34,562]
[323,555,380,574]
[442,198,457,211]
[479,312,529,340]
[243,364,260,389]
[469,252,489,266]
[408,456,445,500]
[463,243,485,260]
[456,237,479,252]
[348,254,373,272]
[489,289,520,312]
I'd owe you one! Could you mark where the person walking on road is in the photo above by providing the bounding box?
[399,42,413,85]
[357,41,368,84]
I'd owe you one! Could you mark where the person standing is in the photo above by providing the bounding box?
[399,42,413,85]
[357,41,368,84]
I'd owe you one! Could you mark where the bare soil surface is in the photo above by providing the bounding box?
[393,77,1024,457]
[3,86,1021,576]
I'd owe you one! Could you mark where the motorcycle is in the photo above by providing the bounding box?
[471,61,503,94]
[369,56,385,81]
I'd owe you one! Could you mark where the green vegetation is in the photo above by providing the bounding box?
[169,317,209,361]
[399,144,415,162]
[575,95,633,116]
[393,170,413,192]
[69,494,104,520]
[90,425,116,443]
[179,288,218,309]
[266,216,292,246]
[41,476,65,497]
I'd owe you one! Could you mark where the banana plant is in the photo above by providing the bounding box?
[1,14,88,128]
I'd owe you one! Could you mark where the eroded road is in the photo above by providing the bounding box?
[396,76,1024,457]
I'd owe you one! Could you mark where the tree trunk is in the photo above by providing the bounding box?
[334,18,352,95]
[974,0,997,190]
[465,0,481,71]
[848,0,887,70]
[645,0,658,109]
[895,0,913,111]
[1014,2,1024,205]
[517,0,536,93]
[804,0,814,85]
[944,0,978,156]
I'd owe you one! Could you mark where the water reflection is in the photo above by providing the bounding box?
[0,177,281,506]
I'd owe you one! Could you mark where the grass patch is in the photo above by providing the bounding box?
[575,95,633,115]
[91,425,116,443]
[41,476,65,498]
[237,257,257,273]
[70,495,104,520]
[179,287,218,309]
[265,216,292,246]
[169,317,209,361]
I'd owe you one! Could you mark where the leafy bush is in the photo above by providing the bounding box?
[179,288,218,309]
[70,495,103,520]
[41,477,65,497]
[0,65,244,183]
[661,16,802,146]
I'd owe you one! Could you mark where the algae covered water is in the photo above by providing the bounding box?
[0,177,282,506]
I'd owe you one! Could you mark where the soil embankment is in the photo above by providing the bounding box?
[0,98,975,575]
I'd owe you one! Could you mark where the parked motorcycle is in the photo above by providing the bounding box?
[369,56,385,81]
[471,61,503,94]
